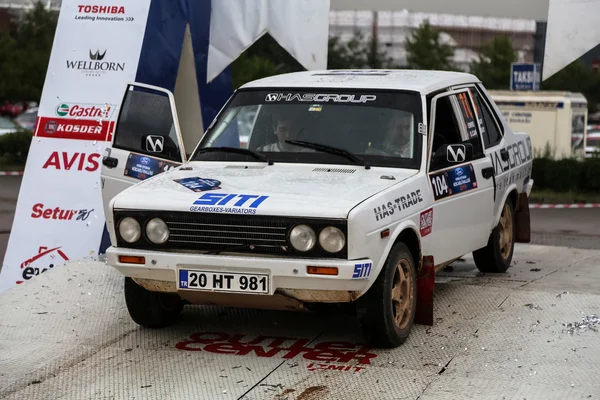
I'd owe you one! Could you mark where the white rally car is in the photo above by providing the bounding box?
[101,70,534,348]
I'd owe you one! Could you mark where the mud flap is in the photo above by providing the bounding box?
[415,255,434,326]
[515,193,531,243]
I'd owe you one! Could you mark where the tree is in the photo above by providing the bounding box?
[327,30,397,69]
[231,30,398,88]
[404,20,455,71]
[470,35,517,89]
[231,54,278,89]
[542,60,600,111]
[14,2,59,101]
[0,32,20,101]
[0,2,58,102]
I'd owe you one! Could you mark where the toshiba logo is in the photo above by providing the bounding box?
[75,5,134,23]
[31,204,94,221]
[42,152,100,172]
[77,5,124,14]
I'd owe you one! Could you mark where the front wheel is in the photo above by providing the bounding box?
[358,242,417,348]
[124,277,184,328]
[473,198,515,273]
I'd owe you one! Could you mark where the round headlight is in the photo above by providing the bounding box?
[146,218,169,244]
[319,226,346,253]
[289,224,316,252]
[119,217,141,243]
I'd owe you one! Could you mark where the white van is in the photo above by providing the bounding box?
[487,90,588,159]
[586,123,600,158]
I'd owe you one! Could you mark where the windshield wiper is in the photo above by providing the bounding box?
[285,140,370,169]
[193,147,273,165]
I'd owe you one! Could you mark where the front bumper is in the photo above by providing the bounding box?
[106,247,373,303]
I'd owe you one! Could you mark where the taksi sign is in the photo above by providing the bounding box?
[510,63,541,91]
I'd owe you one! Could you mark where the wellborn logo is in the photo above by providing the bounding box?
[89,50,106,61]
[66,49,126,77]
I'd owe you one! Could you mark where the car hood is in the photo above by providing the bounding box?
[112,162,418,218]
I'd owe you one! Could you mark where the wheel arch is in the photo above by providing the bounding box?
[494,185,519,227]
[388,222,422,274]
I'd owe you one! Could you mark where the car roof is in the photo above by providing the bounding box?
[239,69,481,94]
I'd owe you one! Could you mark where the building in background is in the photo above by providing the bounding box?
[329,9,537,72]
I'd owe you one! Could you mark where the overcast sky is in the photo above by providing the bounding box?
[330,0,550,21]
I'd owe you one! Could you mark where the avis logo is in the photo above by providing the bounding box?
[352,262,372,279]
[17,246,69,284]
[42,152,100,171]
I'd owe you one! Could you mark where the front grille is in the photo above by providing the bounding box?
[113,210,347,258]
[166,215,288,252]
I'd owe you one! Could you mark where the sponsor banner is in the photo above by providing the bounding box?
[0,138,108,292]
[35,1,152,116]
[0,0,153,293]
[35,116,114,141]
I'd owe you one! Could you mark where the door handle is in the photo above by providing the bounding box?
[500,148,509,161]
[482,166,495,179]
[102,156,118,169]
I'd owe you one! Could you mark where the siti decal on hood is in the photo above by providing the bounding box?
[190,193,269,215]
[265,93,377,103]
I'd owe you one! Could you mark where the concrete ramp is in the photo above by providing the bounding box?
[1,244,599,399]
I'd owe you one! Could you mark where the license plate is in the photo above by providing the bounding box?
[177,269,269,294]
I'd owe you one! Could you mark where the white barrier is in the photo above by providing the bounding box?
[0,0,330,293]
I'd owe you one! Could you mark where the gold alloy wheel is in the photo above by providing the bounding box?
[499,203,513,260]
[392,259,414,330]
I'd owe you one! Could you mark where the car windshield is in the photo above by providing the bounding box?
[0,117,17,129]
[191,89,423,169]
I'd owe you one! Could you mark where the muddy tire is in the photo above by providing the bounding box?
[473,198,515,273]
[358,242,417,348]
[124,277,184,328]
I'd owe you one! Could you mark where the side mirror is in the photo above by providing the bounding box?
[432,143,474,169]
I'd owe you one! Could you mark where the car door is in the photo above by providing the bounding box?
[425,88,495,264]
[451,83,510,216]
[101,83,187,221]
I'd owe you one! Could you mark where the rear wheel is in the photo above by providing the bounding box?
[124,277,184,328]
[473,198,515,273]
[358,242,417,348]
